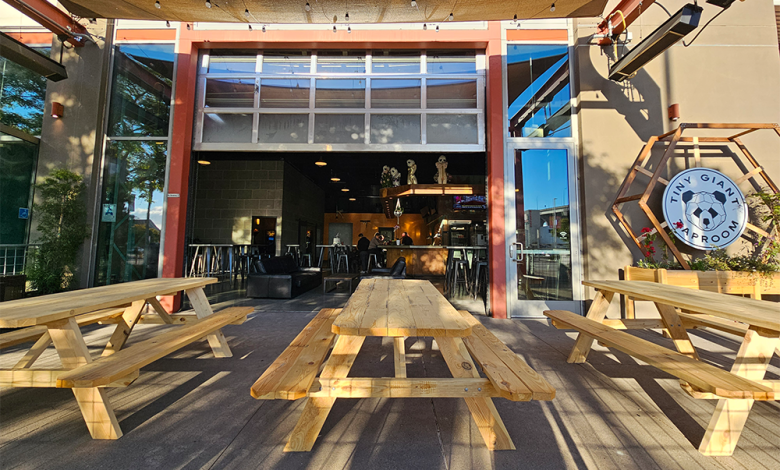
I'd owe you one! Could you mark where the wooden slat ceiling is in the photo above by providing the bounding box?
[58,0,608,24]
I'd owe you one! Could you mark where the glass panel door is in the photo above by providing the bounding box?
[507,146,581,317]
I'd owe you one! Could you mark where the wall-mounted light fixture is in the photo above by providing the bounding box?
[668,103,681,121]
[51,102,64,119]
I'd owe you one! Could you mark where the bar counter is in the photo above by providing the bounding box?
[384,245,486,276]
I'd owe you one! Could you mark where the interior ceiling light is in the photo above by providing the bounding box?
[197,160,211,165]
[305,2,311,12]
[155,1,161,9]
[331,177,341,182]
[341,188,350,192]
[205,1,212,8]
[315,160,327,166]
[550,3,555,12]
[349,198,356,201]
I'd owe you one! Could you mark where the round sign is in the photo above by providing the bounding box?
[662,168,747,250]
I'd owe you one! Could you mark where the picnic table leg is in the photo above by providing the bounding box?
[147,297,174,324]
[437,336,515,450]
[393,337,407,378]
[653,302,699,360]
[48,317,122,439]
[185,287,232,358]
[13,331,52,369]
[567,290,614,363]
[102,299,147,356]
[285,335,365,452]
[699,327,779,456]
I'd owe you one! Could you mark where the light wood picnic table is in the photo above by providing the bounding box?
[255,279,555,452]
[572,280,780,456]
[0,277,238,439]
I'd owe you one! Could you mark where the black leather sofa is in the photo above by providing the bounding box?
[246,255,322,298]
[359,257,407,279]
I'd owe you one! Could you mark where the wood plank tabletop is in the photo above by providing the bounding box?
[0,277,218,328]
[332,279,472,337]
[584,280,780,333]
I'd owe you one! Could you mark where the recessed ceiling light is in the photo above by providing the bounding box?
[198,160,211,165]
[341,188,350,192]
[331,177,341,182]
[315,160,327,166]
[349,198,356,201]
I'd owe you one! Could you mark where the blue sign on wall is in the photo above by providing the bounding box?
[18,208,29,220]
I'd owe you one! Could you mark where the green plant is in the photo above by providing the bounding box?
[26,169,90,294]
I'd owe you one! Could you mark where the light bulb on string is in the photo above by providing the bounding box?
[411,0,417,6]
[448,12,453,21]
[436,25,439,32]
[305,2,311,11]
[423,23,427,30]
[345,12,349,21]
[550,3,555,12]
[205,1,211,8]
[262,24,266,32]
[347,25,352,33]
[333,25,337,33]
[155,0,161,9]
[166,20,170,27]
[244,8,249,18]
[248,24,252,30]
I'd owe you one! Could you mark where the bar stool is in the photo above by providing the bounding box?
[452,259,471,296]
[367,253,379,272]
[300,253,312,267]
[335,247,350,273]
[472,260,488,299]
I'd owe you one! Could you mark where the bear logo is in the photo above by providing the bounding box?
[682,190,727,231]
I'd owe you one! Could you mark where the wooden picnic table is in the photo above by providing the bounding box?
[0,277,251,440]
[252,279,555,452]
[546,280,780,456]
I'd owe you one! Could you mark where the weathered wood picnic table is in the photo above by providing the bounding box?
[544,280,780,456]
[251,278,555,451]
[0,277,252,439]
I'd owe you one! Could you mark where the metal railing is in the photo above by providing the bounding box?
[1,244,40,276]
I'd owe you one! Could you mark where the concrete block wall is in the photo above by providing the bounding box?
[281,162,325,252]
[191,160,283,248]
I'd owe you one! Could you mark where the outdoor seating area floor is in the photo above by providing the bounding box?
[1,298,778,469]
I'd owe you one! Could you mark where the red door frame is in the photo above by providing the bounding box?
[161,24,508,317]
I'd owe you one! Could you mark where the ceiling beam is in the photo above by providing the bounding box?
[596,0,656,45]
[3,0,88,47]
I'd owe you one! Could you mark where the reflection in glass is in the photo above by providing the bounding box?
[107,44,175,137]
[314,114,365,143]
[94,141,167,285]
[260,79,310,108]
[0,133,37,244]
[370,115,421,144]
[258,114,308,143]
[202,114,253,142]
[0,47,49,135]
[317,53,366,73]
[262,51,311,74]
[514,149,572,300]
[371,80,421,108]
[427,79,477,108]
[315,79,365,108]
[207,50,257,73]
[426,114,478,144]
[372,52,421,73]
[205,78,255,107]
[507,45,571,138]
[427,52,477,74]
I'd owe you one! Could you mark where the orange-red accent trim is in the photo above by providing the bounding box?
[3,0,86,47]
[116,29,177,42]
[506,29,567,41]
[4,32,53,45]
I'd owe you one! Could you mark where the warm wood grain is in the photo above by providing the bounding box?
[56,307,252,388]
[0,306,127,349]
[584,280,780,333]
[310,377,497,398]
[567,290,614,363]
[331,279,472,337]
[545,310,774,400]
[0,369,138,388]
[0,278,217,328]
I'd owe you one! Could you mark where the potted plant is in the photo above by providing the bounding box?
[26,169,90,295]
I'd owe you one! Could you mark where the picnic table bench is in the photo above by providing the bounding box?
[544,280,780,456]
[0,277,252,439]
[251,279,554,452]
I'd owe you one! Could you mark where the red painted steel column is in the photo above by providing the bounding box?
[161,37,198,311]
[485,23,507,319]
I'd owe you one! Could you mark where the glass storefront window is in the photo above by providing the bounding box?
[205,78,255,107]
[0,133,37,244]
[207,50,257,73]
[427,79,477,108]
[427,114,478,144]
[94,141,167,285]
[317,52,366,74]
[262,51,310,74]
[258,114,308,143]
[370,115,421,144]
[260,79,310,108]
[202,114,253,142]
[371,79,421,108]
[507,44,571,138]
[315,79,366,108]
[372,52,421,73]
[107,44,175,137]
[314,114,365,143]
[0,48,50,136]
[427,52,477,74]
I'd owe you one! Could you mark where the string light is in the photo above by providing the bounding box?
[244,8,249,18]
[205,1,212,8]
[305,2,311,11]
[411,0,417,6]
[186,23,191,30]
[550,3,555,12]
[248,24,252,30]
[448,12,453,21]
[345,12,349,21]
[262,24,266,32]
[347,25,352,33]
[436,24,440,32]
[423,23,427,30]
[166,20,170,27]
[333,25,337,33]
[513,14,517,21]
[155,0,161,9]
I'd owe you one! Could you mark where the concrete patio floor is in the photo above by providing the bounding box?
[1,289,778,470]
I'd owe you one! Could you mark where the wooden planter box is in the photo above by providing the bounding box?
[620,266,780,319]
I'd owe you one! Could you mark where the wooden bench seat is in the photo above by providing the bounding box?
[56,306,253,388]
[0,306,127,350]
[457,310,555,401]
[544,309,775,401]
[251,308,341,400]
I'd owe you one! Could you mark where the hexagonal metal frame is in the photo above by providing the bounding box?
[611,123,779,269]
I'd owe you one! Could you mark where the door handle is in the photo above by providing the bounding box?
[516,242,524,261]
[509,242,524,262]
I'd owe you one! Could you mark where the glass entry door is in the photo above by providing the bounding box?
[507,146,582,317]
